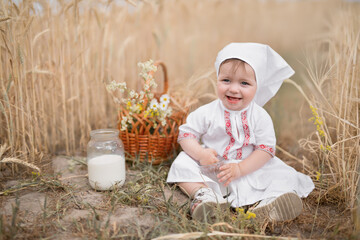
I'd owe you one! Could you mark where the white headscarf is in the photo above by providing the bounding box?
[215,42,295,107]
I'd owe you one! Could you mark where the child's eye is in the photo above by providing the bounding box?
[221,79,230,83]
[241,81,249,85]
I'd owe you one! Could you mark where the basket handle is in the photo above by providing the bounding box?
[152,61,168,95]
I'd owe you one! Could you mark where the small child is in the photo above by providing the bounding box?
[167,42,315,222]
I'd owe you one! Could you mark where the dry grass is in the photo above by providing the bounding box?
[280,4,359,236]
[284,3,359,210]
[0,0,359,238]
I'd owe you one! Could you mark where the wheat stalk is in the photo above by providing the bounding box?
[0,157,41,173]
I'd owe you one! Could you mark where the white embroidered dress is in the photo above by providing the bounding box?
[166,99,315,207]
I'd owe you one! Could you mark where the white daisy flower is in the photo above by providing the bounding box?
[150,99,159,110]
[159,101,168,111]
[160,94,170,104]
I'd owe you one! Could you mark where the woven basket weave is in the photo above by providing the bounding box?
[118,61,189,165]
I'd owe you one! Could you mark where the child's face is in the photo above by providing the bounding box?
[217,60,257,111]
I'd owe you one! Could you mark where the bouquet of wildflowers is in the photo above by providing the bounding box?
[106,59,173,134]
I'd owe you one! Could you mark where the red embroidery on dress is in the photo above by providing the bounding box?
[222,111,235,160]
[224,111,232,136]
[235,110,250,160]
[242,111,250,146]
[236,148,242,159]
[177,131,197,142]
[255,144,275,156]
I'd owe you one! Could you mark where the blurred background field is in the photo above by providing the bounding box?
[0,0,359,238]
[0,0,334,155]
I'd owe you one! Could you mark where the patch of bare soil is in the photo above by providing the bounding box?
[0,156,356,239]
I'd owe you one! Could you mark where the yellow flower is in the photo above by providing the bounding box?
[32,171,40,177]
[309,105,326,137]
[234,208,256,219]
[310,105,319,117]
[136,104,143,112]
[315,119,323,125]
[236,208,245,213]
[126,101,131,110]
[246,211,256,219]
[320,145,331,152]
[316,125,325,137]
[144,110,149,118]
[316,171,321,181]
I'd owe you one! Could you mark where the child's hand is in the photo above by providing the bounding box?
[217,163,242,187]
[198,148,218,166]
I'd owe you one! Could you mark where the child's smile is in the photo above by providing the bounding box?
[217,59,257,111]
[226,95,242,103]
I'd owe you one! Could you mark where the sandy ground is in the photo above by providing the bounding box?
[1,156,188,239]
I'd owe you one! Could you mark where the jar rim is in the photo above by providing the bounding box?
[90,129,119,138]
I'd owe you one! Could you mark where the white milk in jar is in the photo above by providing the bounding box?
[88,154,125,190]
[87,129,126,190]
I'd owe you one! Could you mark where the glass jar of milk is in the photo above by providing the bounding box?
[87,129,126,190]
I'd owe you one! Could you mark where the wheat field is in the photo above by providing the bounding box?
[0,0,359,238]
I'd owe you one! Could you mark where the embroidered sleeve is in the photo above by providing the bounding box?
[177,131,199,142]
[177,104,210,143]
[255,144,276,157]
[252,105,277,157]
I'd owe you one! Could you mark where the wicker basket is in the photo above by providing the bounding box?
[118,61,189,165]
